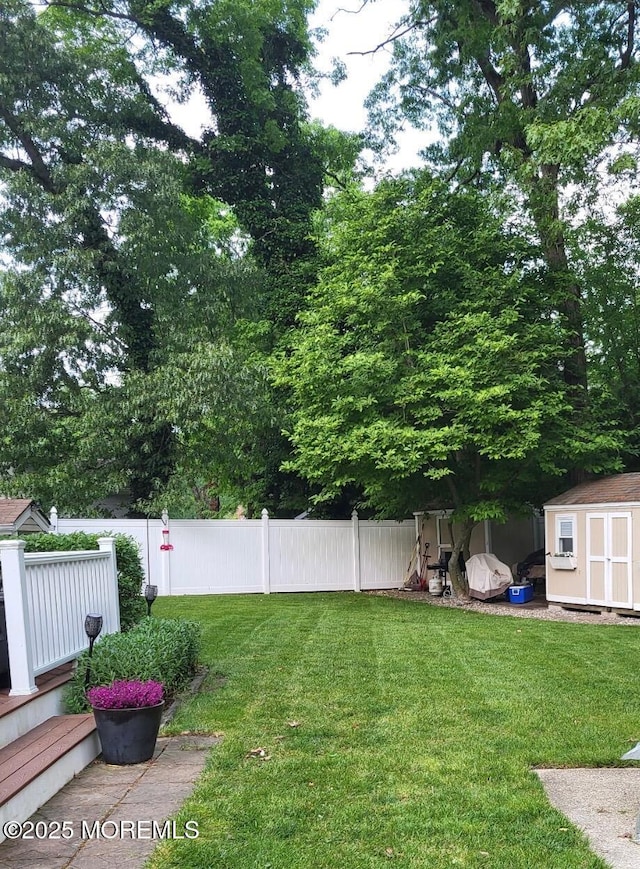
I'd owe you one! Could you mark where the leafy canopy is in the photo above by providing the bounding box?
[278,173,620,526]
[0,0,327,512]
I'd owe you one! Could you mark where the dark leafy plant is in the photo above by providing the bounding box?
[22,531,146,630]
[65,616,201,713]
[87,679,164,709]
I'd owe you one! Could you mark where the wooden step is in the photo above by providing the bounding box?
[0,714,96,807]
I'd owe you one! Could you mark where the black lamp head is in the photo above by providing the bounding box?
[84,613,103,641]
[144,584,158,603]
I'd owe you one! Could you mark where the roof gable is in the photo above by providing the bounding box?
[545,473,640,507]
[0,499,51,533]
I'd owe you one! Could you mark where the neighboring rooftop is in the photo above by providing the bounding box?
[0,499,51,534]
[545,473,640,507]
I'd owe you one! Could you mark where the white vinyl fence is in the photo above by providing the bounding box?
[0,538,120,696]
[52,510,418,597]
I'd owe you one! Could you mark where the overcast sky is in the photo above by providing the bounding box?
[307,0,426,172]
[167,0,426,173]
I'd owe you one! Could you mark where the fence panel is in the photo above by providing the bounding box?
[269,520,354,592]
[55,518,164,587]
[52,511,417,595]
[359,521,416,589]
[165,520,263,595]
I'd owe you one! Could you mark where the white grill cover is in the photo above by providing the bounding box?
[466,553,513,600]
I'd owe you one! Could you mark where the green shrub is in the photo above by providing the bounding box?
[23,532,146,631]
[65,616,201,712]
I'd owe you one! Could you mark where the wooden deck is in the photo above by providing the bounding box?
[0,663,74,718]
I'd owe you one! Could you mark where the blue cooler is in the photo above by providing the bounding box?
[508,584,534,604]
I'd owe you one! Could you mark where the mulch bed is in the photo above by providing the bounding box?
[365,588,640,625]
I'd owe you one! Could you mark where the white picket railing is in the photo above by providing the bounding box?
[0,538,120,696]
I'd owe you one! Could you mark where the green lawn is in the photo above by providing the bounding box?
[147,593,640,868]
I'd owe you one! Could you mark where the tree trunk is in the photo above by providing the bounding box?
[528,164,588,397]
[447,517,476,599]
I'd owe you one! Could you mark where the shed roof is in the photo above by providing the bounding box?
[545,473,640,507]
[0,498,50,533]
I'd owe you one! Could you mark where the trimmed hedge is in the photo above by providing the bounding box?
[23,531,146,631]
[65,616,201,713]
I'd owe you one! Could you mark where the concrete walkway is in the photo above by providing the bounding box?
[537,768,640,869]
[0,734,219,869]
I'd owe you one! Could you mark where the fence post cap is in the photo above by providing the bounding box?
[0,538,26,550]
[261,508,269,519]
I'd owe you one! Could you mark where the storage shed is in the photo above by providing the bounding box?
[0,499,51,535]
[544,474,640,611]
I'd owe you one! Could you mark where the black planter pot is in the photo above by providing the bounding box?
[92,702,164,765]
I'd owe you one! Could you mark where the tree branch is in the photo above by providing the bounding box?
[42,1,209,158]
[0,104,57,192]
[620,1,636,69]
[347,18,435,57]
[413,84,458,112]
[0,154,34,174]
[45,0,209,83]
[474,51,505,104]
[474,0,499,27]
[330,1,371,21]
[66,298,127,351]
[41,0,138,25]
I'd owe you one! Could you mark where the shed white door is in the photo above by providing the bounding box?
[586,512,632,608]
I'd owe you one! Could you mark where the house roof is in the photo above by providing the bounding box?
[545,473,640,507]
[0,499,51,533]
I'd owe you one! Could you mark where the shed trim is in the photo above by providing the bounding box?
[544,501,640,511]
[547,594,594,605]
[549,595,640,612]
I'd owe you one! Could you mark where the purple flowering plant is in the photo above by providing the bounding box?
[87,679,164,710]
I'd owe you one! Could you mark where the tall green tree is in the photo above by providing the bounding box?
[41,0,325,328]
[0,0,328,512]
[0,1,175,505]
[278,175,619,594]
[366,1,640,406]
[0,156,266,511]
[570,195,640,467]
